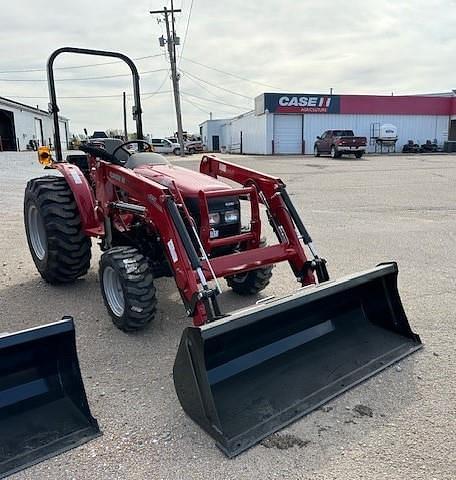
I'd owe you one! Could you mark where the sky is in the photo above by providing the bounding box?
[1,0,455,137]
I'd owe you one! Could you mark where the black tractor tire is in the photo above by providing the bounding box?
[355,151,364,159]
[24,176,91,284]
[226,240,273,295]
[313,145,320,157]
[99,247,157,332]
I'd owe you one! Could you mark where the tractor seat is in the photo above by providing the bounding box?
[79,143,169,169]
[79,144,115,162]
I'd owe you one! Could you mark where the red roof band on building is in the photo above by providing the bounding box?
[258,92,456,116]
[340,95,456,116]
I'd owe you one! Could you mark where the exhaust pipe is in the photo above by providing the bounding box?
[173,263,422,456]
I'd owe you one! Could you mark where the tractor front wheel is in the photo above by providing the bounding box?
[226,240,273,295]
[24,176,91,283]
[99,247,157,332]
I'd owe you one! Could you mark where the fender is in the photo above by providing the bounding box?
[53,162,103,236]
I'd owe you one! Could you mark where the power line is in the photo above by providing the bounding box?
[181,57,281,90]
[0,68,168,82]
[181,90,250,110]
[181,94,209,114]
[179,0,194,62]
[182,69,252,99]
[142,71,171,100]
[182,72,225,102]
[4,91,172,100]
[0,54,163,74]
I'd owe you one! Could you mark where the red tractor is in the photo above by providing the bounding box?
[3,48,420,475]
[25,48,326,331]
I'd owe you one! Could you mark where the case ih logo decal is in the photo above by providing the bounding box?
[262,93,340,114]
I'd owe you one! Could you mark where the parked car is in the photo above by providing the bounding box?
[185,140,203,154]
[90,131,108,139]
[314,130,368,158]
[151,138,183,155]
[167,137,203,154]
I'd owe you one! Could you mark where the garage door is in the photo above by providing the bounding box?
[273,115,302,154]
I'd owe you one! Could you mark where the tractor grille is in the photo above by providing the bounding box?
[185,195,241,240]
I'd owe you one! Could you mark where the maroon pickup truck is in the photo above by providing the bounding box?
[314,130,368,158]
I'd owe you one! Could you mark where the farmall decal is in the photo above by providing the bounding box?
[262,93,340,114]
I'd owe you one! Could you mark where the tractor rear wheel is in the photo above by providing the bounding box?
[24,176,91,284]
[99,247,157,332]
[226,240,273,295]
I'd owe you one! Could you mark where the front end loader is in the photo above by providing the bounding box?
[3,47,422,476]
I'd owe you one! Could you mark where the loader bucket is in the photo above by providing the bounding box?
[173,262,422,457]
[0,318,100,478]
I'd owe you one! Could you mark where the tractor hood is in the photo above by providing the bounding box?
[134,164,231,197]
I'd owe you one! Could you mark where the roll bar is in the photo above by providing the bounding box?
[47,47,144,162]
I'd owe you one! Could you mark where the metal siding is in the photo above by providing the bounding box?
[273,115,302,154]
[340,95,452,115]
[219,112,268,154]
[201,120,226,151]
[303,114,450,154]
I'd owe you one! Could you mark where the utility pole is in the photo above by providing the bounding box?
[123,91,128,141]
[150,5,185,156]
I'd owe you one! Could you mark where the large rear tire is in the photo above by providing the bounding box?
[226,240,273,295]
[99,247,157,332]
[24,176,91,284]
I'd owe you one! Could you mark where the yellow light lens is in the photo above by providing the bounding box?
[37,146,53,167]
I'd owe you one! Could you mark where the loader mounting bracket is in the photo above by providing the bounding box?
[185,288,224,322]
[303,258,329,283]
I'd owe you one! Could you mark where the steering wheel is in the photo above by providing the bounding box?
[111,140,153,163]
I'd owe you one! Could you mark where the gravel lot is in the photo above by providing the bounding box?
[1,151,455,479]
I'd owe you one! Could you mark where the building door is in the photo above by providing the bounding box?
[273,115,302,154]
[34,118,44,146]
[449,120,456,141]
[212,135,220,151]
[0,109,17,151]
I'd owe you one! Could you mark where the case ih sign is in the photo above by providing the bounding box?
[255,93,341,114]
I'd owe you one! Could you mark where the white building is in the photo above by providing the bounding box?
[0,96,70,151]
[200,91,456,155]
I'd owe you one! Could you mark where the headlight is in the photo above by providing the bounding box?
[224,209,239,223]
[208,212,220,225]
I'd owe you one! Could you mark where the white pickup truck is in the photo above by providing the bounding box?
[151,138,183,155]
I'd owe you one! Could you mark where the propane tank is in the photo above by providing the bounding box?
[379,124,398,141]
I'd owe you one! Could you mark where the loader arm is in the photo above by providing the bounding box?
[200,155,326,283]
[92,160,218,326]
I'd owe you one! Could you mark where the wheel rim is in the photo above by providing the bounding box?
[28,204,47,260]
[103,266,125,317]
[331,147,335,157]
[234,272,249,283]
[314,146,318,155]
